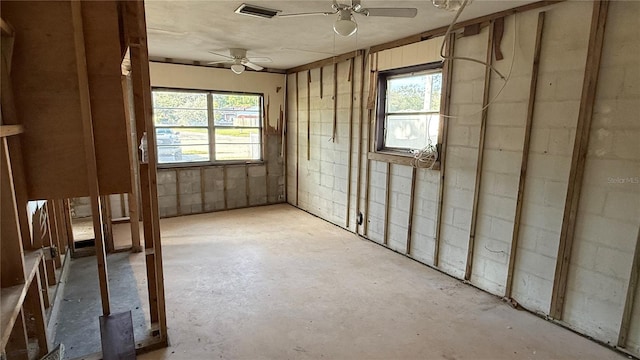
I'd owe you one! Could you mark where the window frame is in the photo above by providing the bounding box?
[152,87,264,168]
[375,62,444,158]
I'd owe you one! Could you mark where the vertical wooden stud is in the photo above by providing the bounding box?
[345,57,355,229]
[505,12,545,298]
[295,72,300,206]
[406,167,417,255]
[307,69,311,161]
[332,62,338,142]
[355,53,367,234]
[23,267,50,356]
[550,0,609,319]
[465,21,495,281]
[121,75,142,252]
[383,162,391,246]
[6,310,29,360]
[434,33,456,267]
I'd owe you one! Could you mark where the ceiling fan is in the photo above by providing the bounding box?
[207,48,272,74]
[277,0,418,37]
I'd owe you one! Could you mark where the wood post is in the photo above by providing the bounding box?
[383,163,392,246]
[433,33,455,267]
[121,75,142,252]
[332,62,338,142]
[307,69,311,161]
[550,0,609,320]
[6,310,29,360]
[346,57,355,229]
[354,53,367,234]
[71,0,110,315]
[23,268,50,356]
[295,72,300,206]
[465,21,495,281]
[505,12,545,298]
[406,167,417,255]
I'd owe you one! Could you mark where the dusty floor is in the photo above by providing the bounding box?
[123,204,623,360]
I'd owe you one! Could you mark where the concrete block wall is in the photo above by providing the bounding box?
[562,0,640,347]
[287,1,639,356]
[511,1,591,315]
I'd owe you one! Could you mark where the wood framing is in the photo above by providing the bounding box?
[550,0,609,320]
[0,125,22,137]
[176,169,181,215]
[332,62,338,143]
[307,69,311,161]
[465,21,495,281]
[369,1,563,54]
[121,75,142,252]
[406,167,417,255]
[1,139,26,288]
[295,72,300,206]
[433,33,455,267]
[618,228,640,347]
[354,53,367,234]
[345,57,355,229]
[363,53,378,237]
[383,163,392,246]
[505,12,546,299]
[71,0,111,315]
[287,51,359,74]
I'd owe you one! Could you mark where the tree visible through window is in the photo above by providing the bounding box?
[152,89,263,164]
[376,63,443,154]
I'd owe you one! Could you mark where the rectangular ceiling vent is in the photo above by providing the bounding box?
[234,4,280,19]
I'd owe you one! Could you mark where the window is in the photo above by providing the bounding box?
[152,89,263,165]
[376,63,443,154]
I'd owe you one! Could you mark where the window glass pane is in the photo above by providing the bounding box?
[384,114,439,150]
[386,72,442,113]
[153,91,208,126]
[157,144,210,164]
[156,127,209,164]
[215,128,261,160]
[212,94,261,127]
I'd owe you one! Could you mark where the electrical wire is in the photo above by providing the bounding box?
[438,0,518,120]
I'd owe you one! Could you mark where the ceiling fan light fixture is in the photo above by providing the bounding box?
[231,64,245,74]
[333,10,357,37]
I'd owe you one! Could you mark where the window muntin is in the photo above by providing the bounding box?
[377,65,443,154]
[152,89,263,165]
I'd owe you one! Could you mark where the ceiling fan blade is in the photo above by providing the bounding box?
[242,60,264,71]
[207,60,230,65]
[361,8,418,18]
[277,11,335,18]
[247,57,272,63]
[208,51,234,60]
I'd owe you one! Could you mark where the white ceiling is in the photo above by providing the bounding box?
[145,0,536,70]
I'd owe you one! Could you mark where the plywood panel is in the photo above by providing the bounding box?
[82,1,131,195]
[2,1,88,200]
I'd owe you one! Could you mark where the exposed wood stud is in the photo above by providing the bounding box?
[363,53,378,237]
[287,51,358,73]
[319,66,324,98]
[354,53,367,234]
[345,57,355,229]
[493,17,505,60]
[223,166,228,209]
[505,12,545,299]
[119,194,126,217]
[434,33,456,267]
[200,168,206,212]
[120,75,141,252]
[71,0,110,315]
[307,69,311,161]
[332,62,338,143]
[550,0,609,320]
[245,165,250,207]
[463,23,481,37]
[383,162,391,246]
[295,72,300,206]
[175,169,181,215]
[23,268,49,356]
[6,310,29,360]
[618,228,640,347]
[406,167,417,255]
[465,20,495,281]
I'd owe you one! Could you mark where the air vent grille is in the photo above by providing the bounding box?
[235,4,280,19]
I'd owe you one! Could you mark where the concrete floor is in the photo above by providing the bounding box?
[127,204,623,360]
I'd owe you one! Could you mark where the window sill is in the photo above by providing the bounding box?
[156,160,265,170]
[367,151,440,170]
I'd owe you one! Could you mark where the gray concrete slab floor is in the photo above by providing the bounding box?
[130,204,623,360]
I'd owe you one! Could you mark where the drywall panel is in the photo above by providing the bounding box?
[562,0,640,346]
[510,1,591,314]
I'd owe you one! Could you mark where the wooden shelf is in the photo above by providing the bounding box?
[0,250,43,349]
[0,125,23,138]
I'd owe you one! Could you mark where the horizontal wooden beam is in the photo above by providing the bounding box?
[370,1,564,53]
[367,151,441,170]
[287,51,359,74]
[0,125,23,138]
